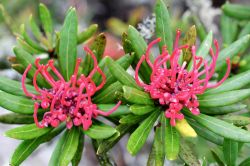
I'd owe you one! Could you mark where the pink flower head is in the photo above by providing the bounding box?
[135,30,231,126]
[22,47,121,130]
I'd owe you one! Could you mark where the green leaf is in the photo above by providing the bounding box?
[77,24,98,44]
[93,81,122,103]
[123,86,154,105]
[58,8,78,81]
[39,3,53,48]
[182,25,197,63]
[192,16,207,41]
[155,0,173,53]
[179,140,200,166]
[82,33,106,76]
[21,24,47,52]
[14,47,48,86]
[216,34,250,71]
[127,26,152,83]
[11,125,65,166]
[187,118,223,145]
[205,70,250,94]
[221,13,238,45]
[106,57,141,89]
[127,110,160,155]
[83,121,117,139]
[17,37,43,54]
[119,113,148,124]
[72,132,84,166]
[200,104,246,115]
[197,30,213,56]
[220,115,250,126]
[59,127,80,166]
[0,113,35,124]
[97,104,130,117]
[0,76,36,96]
[239,22,250,38]
[149,113,166,165]
[0,90,41,114]
[29,15,43,41]
[222,3,250,20]
[184,111,250,142]
[198,89,250,107]
[130,104,155,115]
[239,157,250,166]
[165,119,180,160]
[5,123,52,140]
[91,57,108,85]
[97,123,136,155]
[211,148,225,166]
[223,138,238,166]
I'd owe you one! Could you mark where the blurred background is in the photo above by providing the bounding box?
[0,0,249,165]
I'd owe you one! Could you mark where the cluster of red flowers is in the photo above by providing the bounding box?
[22,47,121,130]
[135,30,231,126]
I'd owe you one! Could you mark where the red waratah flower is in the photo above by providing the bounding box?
[21,47,121,130]
[135,30,231,126]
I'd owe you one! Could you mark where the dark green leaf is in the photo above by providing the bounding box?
[0,113,35,124]
[184,111,250,142]
[239,157,250,166]
[216,34,250,71]
[119,113,149,124]
[0,90,41,114]
[93,81,122,103]
[179,140,200,166]
[106,57,141,89]
[0,76,36,96]
[58,8,78,81]
[165,119,180,160]
[83,121,117,139]
[97,104,130,117]
[5,123,52,140]
[200,104,246,115]
[72,132,84,166]
[223,138,238,166]
[222,3,250,20]
[59,127,80,166]
[130,104,155,115]
[198,89,250,107]
[155,0,173,53]
[205,70,250,94]
[127,26,152,83]
[77,24,98,44]
[127,110,160,155]
[220,115,250,126]
[123,86,154,105]
[187,118,223,145]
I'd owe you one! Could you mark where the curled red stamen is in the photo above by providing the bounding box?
[135,34,230,126]
[22,47,121,130]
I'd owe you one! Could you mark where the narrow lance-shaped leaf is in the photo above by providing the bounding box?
[184,110,250,142]
[97,104,130,117]
[219,115,250,126]
[119,113,149,124]
[123,86,154,105]
[155,0,173,53]
[127,110,160,155]
[0,76,36,96]
[239,22,250,38]
[200,104,247,115]
[59,127,80,166]
[179,140,200,166]
[198,89,250,107]
[165,119,180,160]
[72,132,84,166]
[222,3,250,20]
[39,3,53,48]
[17,37,43,54]
[5,123,52,140]
[77,24,98,44]
[59,8,78,81]
[130,104,155,115]
[127,26,152,83]
[106,57,141,89]
[0,90,41,115]
[192,16,207,41]
[205,70,250,94]
[187,118,224,145]
[83,120,117,139]
[223,138,238,166]
[215,34,250,71]
[11,125,65,166]
[221,13,238,45]
[0,113,35,124]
